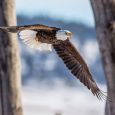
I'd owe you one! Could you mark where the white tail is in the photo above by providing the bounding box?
[19,30,52,51]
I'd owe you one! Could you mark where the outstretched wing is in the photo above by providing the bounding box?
[53,39,105,100]
[19,30,52,51]
[0,24,60,33]
[0,24,59,51]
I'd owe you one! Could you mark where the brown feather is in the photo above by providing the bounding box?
[0,24,60,33]
[53,39,106,100]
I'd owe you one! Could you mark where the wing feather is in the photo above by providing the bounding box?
[19,30,52,51]
[53,39,106,100]
[0,24,60,33]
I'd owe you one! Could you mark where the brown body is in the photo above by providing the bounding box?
[36,30,57,44]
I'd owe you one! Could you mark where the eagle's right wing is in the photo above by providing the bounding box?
[0,24,60,33]
[53,39,107,100]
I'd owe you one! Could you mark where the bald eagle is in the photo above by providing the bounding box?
[0,24,107,100]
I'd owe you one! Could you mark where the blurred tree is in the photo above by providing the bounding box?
[90,0,115,115]
[0,0,23,115]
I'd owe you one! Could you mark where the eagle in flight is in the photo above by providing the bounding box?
[0,24,107,100]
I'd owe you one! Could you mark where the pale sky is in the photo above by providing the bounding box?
[16,0,95,27]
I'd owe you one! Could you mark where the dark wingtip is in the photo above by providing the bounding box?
[95,90,112,102]
[0,27,18,33]
[0,27,9,32]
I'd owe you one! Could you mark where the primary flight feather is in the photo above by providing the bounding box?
[0,24,107,100]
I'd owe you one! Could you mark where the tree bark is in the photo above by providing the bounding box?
[90,0,115,115]
[0,0,23,115]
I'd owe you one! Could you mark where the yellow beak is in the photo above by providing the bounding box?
[67,32,72,37]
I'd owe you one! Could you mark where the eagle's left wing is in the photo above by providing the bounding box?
[53,39,106,100]
[0,24,60,33]
[0,24,59,51]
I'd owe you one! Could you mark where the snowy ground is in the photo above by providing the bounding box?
[22,81,106,115]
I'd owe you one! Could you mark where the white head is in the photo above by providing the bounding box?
[56,30,72,41]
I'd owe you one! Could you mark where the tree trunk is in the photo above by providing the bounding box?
[0,0,23,115]
[90,0,115,115]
